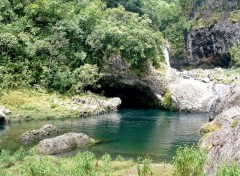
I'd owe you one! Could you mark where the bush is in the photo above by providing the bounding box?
[161,90,174,111]
[72,64,101,93]
[173,146,206,176]
[230,44,240,66]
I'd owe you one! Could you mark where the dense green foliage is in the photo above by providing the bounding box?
[1,0,179,93]
[0,0,197,93]
[230,44,240,66]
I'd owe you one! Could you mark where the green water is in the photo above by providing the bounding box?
[0,109,208,162]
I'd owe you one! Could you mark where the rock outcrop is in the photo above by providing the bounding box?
[97,55,230,112]
[97,55,169,108]
[0,106,11,124]
[52,95,121,117]
[185,0,240,67]
[200,85,240,175]
[37,132,93,155]
[170,79,214,112]
[169,78,230,112]
[20,124,59,144]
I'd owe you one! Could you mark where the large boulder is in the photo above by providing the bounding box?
[37,132,93,155]
[200,85,240,175]
[20,124,59,144]
[169,78,230,112]
[169,79,216,112]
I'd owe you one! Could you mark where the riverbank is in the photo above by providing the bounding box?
[0,89,121,123]
[0,148,173,176]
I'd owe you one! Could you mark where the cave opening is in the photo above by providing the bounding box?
[0,118,6,125]
[88,85,161,109]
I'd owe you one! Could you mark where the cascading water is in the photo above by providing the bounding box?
[161,46,171,68]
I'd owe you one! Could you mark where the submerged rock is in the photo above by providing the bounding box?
[37,132,93,155]
[20,124,59,144]
[200,85,240,175]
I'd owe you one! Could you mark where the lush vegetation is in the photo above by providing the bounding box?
[0,0,200,94]
[1,0,179,93]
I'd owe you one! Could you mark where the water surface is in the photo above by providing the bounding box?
[0,109,208,162]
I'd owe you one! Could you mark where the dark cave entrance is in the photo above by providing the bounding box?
[0,118,6,125]
[88,80,161,109]
[104,87,160,109]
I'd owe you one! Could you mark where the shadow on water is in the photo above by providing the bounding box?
[0,109,208,162]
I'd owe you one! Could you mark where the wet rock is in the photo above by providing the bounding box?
[37,132,93,155]
[20,124,59,144]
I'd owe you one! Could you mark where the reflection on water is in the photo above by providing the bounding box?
[0,109,208,162]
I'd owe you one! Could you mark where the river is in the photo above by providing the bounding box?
[0,109,208,162]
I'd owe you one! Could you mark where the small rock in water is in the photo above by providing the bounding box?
[37,132,93,155]
[20,124,59,144]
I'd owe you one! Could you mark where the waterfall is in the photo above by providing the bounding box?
[161,46,170,68]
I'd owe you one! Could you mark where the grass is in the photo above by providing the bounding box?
[0,148,173,176]
[173,146,207,176]
[216,163,240,176]
[200,122,220,134]
[0,89,110,122]
[1,146,239,176]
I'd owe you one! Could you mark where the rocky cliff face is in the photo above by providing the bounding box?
[200,85,240,175]
[185,0,240,67]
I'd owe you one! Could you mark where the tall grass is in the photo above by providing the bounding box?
[216,163,240,176]
[71,152,97,176]
[137,156,153,176]
[173,146,206,176]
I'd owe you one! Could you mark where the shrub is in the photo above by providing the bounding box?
[72,64,101,93]
[230,44,240,66]
[161,90,174,111]
[173,146,206,176]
